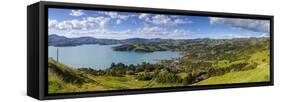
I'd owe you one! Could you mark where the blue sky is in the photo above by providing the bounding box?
[48,8,270,39]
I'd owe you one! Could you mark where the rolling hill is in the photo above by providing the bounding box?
[192,50,270,85]
[48,59,110,93]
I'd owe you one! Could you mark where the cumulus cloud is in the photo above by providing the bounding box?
[56,20,87,30]
[58,24,192,39]
[152,15,192,25]
[138,14,192,26]
[138,13,150,21]
[136,25,192,38]
[48,19,58,28]
[209,17,270,33]
[48,17,110,30]
[174,19,191,24]
[116,19,122,24]
[137,26,164,35]
[99,11,129,24]
[85,17,110,28]
[66,28,108,35]
[104,12,128,20]
[69,10,84,16]
[151,15,171,25]
[49,11,193,39]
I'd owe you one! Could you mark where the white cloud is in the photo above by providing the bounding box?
[102,12,128,20]
[56,24,192,39]
[152,15,192,25]
[86,17,110,28]
[49,11,193,39]
[69,10,84,16]
[136,25,192,38]
[116,19,122,24]
[48,16,110,30]
[67,28,108,35]
[49,20,81,30]
[48,19,58,28]
[99,11,129,24]
[151,15,171,25]
[56,19,87,30]
[103,12,117,18]
[174,18,192,24]
[138,14,192,26]
[260,33,269,37]
[209,17,270,33]
[137,26,163,34]
[138,13,150,21]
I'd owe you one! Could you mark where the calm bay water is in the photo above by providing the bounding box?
[48,44,181,69]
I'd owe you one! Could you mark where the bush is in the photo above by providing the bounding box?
[136,67,144,73]
[182,73,193,85]
[135,72,153,81]
[154,69,182,83]
[243,63,257,71]
[126,70,135,75]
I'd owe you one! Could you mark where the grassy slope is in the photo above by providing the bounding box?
[48,59,180,94]
[193,50,270,85]
[92,75,182,90]
[94,75,148,90]
[192,63,269,85]
[48,59,110,94]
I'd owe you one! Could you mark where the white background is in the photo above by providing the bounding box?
[0,0,279,101]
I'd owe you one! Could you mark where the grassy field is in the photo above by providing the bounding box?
[193,51,270,86]
[192,63,270,85]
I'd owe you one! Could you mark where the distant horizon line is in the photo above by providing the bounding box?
[49,34,269,40]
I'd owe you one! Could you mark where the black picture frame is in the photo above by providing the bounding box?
[27,1,274,100]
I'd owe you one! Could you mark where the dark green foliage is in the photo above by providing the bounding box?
[78,68,105,76]
[80,62,160,77]
[105,63,127,77]
[243,63,258,71]
[126,70,135,75]
[154,69,182,83]
[135,72,153,81]
[182,73,193,85]
[206,63,248,77]
[113,43,169,52]
[135,67,144,73]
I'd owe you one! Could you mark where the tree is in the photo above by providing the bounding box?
[110,63,116,68]
[135,72,152,81]
[154,69,182,83]
[182,73,193,85]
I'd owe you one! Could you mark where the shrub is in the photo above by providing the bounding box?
[126,70,135,75]
[136,67,144,73]
[154,69,182,83]
[135,72,153,81]
[182,73,193,85]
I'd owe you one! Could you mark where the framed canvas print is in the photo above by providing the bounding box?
[27,1,274,100]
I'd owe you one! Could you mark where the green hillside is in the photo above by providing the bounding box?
[192,63,269,85]
[193,51,270,85]
[48,59,110,93]
[48,59,182,94]
[48,37,271,94]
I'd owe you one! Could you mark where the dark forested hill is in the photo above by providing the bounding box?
[49,34,179,47]
[113,37,270,52]
[48,34,122,46]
